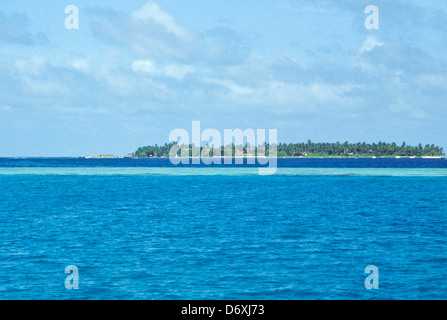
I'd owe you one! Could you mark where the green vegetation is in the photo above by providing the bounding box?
[275,141,445,157]
[134,141,444,158]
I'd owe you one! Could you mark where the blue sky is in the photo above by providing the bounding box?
[0,0,446,156]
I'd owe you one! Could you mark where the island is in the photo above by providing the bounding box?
[133,141,445,158]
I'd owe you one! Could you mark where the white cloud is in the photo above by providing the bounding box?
[91,2,194,61]
[359,36,384,54]
[0,10,48,45]
[91,2,249,66]
[203,78,256,96]
[57,106,110,115]
[71,59,90,73]
[132,59,193,80]
[409,110,430,119]
[201,77,362,114]
[131,60,156,74]
[389,98,429,119]
[15,56,46,75]
[131,1,190,40]
[390,98,411,113]
[22,78,68,96]
[12,57,68,96]
[261,81,362,114]
[164,64,194,80]
[415,74,447,87]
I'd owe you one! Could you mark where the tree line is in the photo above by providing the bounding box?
[134,141,444,158]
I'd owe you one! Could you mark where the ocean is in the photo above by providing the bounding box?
[0,158,446,299]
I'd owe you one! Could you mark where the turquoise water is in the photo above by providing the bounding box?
[0,159,446,299]
[1,167,447,176]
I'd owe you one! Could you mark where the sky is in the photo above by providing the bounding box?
[0,0,446,157]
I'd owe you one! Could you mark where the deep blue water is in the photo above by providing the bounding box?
[1,157,446,168]
[0,158,446,299]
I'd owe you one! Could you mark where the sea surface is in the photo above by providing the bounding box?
[0,158,446,299]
